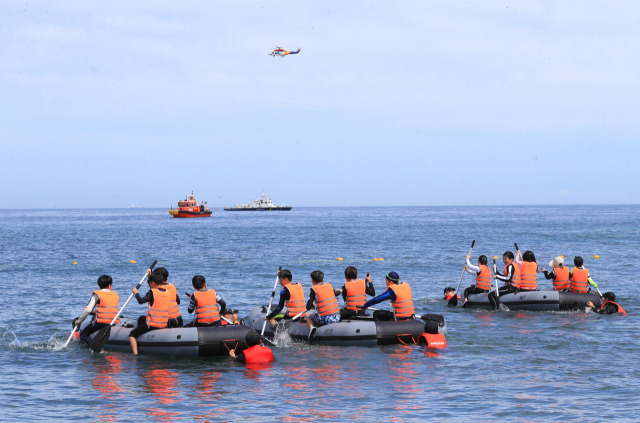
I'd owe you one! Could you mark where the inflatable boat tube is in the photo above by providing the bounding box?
[249,305,446,347]
[464,288,602,311]
[80,317,253,356]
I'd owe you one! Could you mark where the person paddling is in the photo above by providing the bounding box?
[587,292,627,315]
[463,255,492,303]
[229,331,274,363]
[361,271,415,321]
[488,251,521,309]
[339,266,375,318]
[306,270,341,341]
[264,269,306,326]
[73,275,119,347]
[129,272,171,355]
[541,256,570,291]
[154,267,182,328]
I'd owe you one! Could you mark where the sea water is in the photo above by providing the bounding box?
[0,206,638,422]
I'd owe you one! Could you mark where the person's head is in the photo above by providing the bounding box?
[503,251,514,264]
[603,292,616,302]
[97,274,113,289]
[444,286,455,299]
[522,250,536,263]
[549,256,564,269]
[574,256,584,267]
[278,269,292,285]
[153,267,169,283]
[147,272,164,288]
[222,308,233,317]
[344,266,358,281]
[192,275,206,290]
[310,270,324,284]
[385,271,400,286]
[246,330,261,347]
[478,255,488,265]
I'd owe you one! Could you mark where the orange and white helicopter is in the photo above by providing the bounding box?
[269,47,301,58]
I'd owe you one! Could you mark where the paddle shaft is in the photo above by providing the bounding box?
[261,267,282,336]
[63,324,78,347]
[454,240,476,295]
[110,260,157,325]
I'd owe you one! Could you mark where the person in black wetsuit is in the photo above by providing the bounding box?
[488,251,520,309]
[587,292,627,315]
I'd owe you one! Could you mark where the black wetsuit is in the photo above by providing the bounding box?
[590,303,620,314]
[488,263,519,309]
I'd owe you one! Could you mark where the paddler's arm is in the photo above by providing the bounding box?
[306,290,317,311]
[75,293,99,326]
[265,288,289,320]
[134,289,152,304]
[340,285,347,301]
[362,288,396,309]
[187,293,197,314]
[465,257,480,274]
[365,274,375,296]
[217,296,226,315]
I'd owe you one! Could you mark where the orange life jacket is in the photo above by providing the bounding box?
[389,282,415,319]
[94,290,120,324]
[147,288,170,328]
[553,267,570,291]
[475,265,492,291]
[569,267,589,293]
[164,282,181,319]
[601,300,627,316]
[504,263,521,289]
[194,289,220,324]
[444,294,461,301]
[312,283,340,316]
[242,344,274,363]
[520,262,538,290]
[345,279,366,310]
[285,283,306,315]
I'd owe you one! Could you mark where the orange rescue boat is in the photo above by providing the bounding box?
[169,191,212,218]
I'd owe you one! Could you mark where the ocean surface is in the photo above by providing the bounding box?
[1,206,638,422]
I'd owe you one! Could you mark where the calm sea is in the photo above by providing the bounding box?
[1,206,638,422]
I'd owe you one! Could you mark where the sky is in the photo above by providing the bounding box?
[1,1,639,208]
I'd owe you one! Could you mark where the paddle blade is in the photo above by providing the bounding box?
[261,335,276,347]
[88,325,111,353]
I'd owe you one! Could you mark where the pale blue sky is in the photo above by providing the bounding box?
[2,1,639,208]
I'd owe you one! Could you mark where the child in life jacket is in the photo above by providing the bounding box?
[73,275,119,346]
[229,331,274,363]
[444,286,460,306]
[587,292,627,315]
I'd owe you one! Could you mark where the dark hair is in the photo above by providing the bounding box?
[574,256,584,267]
[478,255,488,265]
[97,274,113,289]
[192,275,206,289]
[148,272,163,285]
[344,266,358,280]
[310,270,324,283]
[503,251,514,260]
[603,291,616,301]
[522,250,536,262]
[153,267,169,282]
[444,287,455,294]
[246,330,261,347]
[278,269,292,282]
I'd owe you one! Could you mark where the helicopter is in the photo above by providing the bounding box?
[269,47,301,58]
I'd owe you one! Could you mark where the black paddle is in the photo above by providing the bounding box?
[88,260,157,353]
[450,240,475,306]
